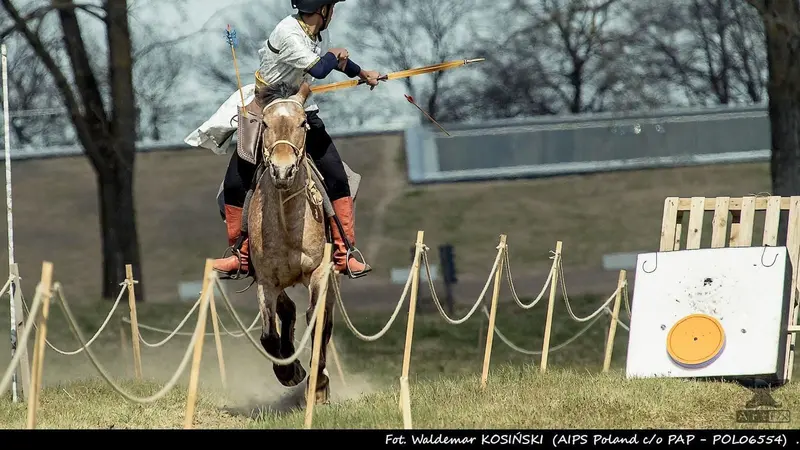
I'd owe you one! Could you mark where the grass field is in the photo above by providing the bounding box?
[1,286,798,429]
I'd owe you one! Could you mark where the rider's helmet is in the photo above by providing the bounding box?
[291,0,345,31]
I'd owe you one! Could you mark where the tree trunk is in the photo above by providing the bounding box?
[1,0,146,301]
[764,24,800,196]
[104,0,143,301]
[759,8,800,245]
[97,164,143,301]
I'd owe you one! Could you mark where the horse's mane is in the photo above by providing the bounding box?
[256,81,301,107]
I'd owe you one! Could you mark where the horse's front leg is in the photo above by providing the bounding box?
[257,282,281,360]
[305,264,336,405]
[272,290,307,387]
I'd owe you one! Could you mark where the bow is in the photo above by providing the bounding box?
[310,58,485,94]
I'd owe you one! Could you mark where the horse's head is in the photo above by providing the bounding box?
[258,82,312,190]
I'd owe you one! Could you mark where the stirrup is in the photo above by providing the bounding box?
[343,247,372,279]
[217,245,251,281]
[330,214,372,279]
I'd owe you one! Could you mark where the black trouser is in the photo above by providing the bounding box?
[222,110,351,209]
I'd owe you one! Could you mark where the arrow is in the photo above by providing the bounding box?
[404,94,450,136]
[310,58,485,94]
[225,25,247,117]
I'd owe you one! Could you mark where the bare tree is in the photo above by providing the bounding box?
[1,0,148,301]
[634,0,767,107]
[453,0,660,121]
[131,38,188,141]
[744,0,800,203]
[347,0,487,122]
[2,35,73,146]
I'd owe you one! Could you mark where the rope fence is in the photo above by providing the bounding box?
[1,231,632,431]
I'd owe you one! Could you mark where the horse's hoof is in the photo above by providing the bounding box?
[308,370,330,405]
[305,383,331,405]
[315,384,331,405]
[273,360,307,387]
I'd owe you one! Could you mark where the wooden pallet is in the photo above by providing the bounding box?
[659,196,800,383]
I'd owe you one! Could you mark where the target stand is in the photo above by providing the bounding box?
[625,196,800,385]
[626,246,792,383]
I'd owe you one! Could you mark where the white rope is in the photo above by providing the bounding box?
[213,263,332,366]
[624,283,632,318]
[504,248,557,309]
[332,249,415,341]
[558,259,624,323]
[605,308,631,331]
[135,295,203,348]
[604,283,631,332]
[215,311,260,337]
[482,305,604,355]
[53,282,205,404]
[130,313,260,339]
[424,245,503,325]
[123,287,260,345]
[613,316,630,332]
[21,281,128,356]
[0,275,12,299]
[0,283,43,397]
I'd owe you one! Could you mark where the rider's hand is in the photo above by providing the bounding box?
[359,69,382,90]
[328,47,349,61]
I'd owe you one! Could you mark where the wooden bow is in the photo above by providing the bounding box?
[310,58,485,94]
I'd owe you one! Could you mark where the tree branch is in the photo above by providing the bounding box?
[132,28,210,60]
[0,1,107,39]
[57,0,112,147]
[0,4,53,39]
[744,0,768,13]
[0,0,101,163]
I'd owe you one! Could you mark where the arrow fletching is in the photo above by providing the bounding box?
[225,24,239,48]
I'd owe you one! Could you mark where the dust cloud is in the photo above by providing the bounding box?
[0,302,378,425]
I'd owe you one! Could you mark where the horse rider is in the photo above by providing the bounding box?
[212,0,382,280]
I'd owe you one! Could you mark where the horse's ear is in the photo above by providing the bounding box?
[294,82,312,105]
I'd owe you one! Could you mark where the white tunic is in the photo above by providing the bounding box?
[184,15,330,154]
[258,14,330,113]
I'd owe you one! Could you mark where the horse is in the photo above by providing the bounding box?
[246,81,335,405]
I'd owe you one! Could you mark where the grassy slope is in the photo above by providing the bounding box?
[0,137,772,303]
[1,291,797,429]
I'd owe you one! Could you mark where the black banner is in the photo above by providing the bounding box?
[0,428,796,447]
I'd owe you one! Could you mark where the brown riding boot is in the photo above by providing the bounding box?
[329,197,372,277]
[213,205,251,278]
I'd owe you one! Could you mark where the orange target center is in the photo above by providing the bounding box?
[666,314,725,366]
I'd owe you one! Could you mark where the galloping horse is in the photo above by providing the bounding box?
[246,81,335,404]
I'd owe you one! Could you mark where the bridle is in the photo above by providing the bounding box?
[258,96,321,235]
[261,97,310,163]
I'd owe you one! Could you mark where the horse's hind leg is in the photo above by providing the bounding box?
[305,265,336,405]
[272,290,307,387]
